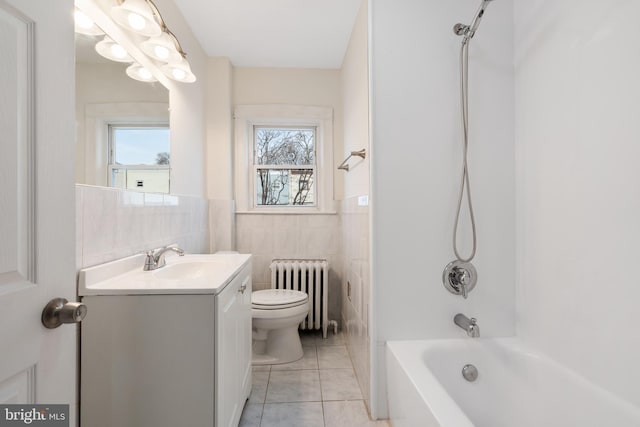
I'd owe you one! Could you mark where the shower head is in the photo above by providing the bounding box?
[453,0,495,42]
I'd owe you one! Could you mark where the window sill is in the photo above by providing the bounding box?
[235,210,337,215]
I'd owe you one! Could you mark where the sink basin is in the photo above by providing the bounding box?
[152,261,228,280]
[78,253,252,296]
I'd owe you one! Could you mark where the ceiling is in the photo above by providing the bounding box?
[173,0,362,69]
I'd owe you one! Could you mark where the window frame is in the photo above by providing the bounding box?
[82,102,169,187]
[107,123,171,193]
[234,105,334,213]
[252,125,318,208]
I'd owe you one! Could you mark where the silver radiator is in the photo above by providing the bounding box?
[270,259,330,338]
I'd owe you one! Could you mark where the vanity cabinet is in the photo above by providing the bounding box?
[80,255,252,427]
[216,264,252,427]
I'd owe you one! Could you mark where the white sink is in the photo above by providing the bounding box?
[78,253,252,296]
[152,259,234,280]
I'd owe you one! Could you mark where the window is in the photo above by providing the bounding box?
[234,105,334,213]
[108,124,170,193]
[254,127,316,207]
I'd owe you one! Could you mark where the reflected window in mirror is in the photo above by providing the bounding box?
[108,124,170,193]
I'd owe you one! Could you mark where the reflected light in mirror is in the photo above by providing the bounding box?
[95,36,133,62]
[74,8,104,36]
[161,58,196,83]
[126,63,157,82]
[141,32,183,63]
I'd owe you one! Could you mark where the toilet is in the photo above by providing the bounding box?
[252,289,309,365]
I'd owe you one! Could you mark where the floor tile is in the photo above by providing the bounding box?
[272,346,318,371]
[320,369,363,401]
[249,371,269,403]
[317,345,352,369]
[238,403,263,427]
[252,364,271,372]
[316,330,345,346]
[266,370,322,403]
[323,400,386,427]
[261,402,324,427]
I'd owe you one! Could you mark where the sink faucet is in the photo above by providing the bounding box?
[454,313,480,338]
[144,246,185,271]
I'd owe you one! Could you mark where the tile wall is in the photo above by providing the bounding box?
[339,196,370,411]
[235,213,342,324]
[76,185,209,269]
[209,199,235,252]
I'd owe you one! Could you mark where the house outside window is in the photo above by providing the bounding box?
[108,124,170,193]
[234,105,335,213]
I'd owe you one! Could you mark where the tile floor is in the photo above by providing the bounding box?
[240,330,389,427]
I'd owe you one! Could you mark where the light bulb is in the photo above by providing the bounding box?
[75,10,94,29]
[110,43,128,59]
[127,12,146,31]
[172,68,187,81]
[137,67,153,80]
[154,45,169,60]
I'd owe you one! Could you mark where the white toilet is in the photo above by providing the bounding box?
[252,289,309,365]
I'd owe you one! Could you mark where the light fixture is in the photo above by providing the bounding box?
[126,63,158,82]
[111,0,162,37]
[75,0,196,84]
[74,8,104,36]
[95,36,134,63]
[140,31,183,63]
[161,58,196,83]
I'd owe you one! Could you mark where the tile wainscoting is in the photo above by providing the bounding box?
[76,185,209,270]
[340,196,370,411]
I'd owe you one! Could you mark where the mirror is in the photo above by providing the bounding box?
[75,31,170,192]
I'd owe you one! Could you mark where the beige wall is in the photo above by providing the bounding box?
[340,0,370,199]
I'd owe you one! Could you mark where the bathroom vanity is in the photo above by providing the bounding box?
[78,253,252,427]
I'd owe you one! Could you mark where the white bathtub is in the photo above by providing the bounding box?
[386,338,640,427]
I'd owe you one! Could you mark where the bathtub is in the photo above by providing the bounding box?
[386,338,640,427]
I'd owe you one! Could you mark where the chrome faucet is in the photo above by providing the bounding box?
[143,246,185,271]
[454,313,480,338]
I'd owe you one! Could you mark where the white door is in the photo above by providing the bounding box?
[0,0,77,424]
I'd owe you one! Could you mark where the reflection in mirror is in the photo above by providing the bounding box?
[75,31,170,193]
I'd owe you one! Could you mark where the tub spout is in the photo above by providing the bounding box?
[454,313,480,338]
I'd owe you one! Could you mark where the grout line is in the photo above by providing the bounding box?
[321,400,327,427]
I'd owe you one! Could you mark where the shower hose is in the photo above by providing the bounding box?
[453,38,477,263]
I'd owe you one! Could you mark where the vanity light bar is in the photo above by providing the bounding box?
[74,0,196,83]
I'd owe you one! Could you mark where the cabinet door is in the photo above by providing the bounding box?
[216,278,239,427]
[216,264,252,427]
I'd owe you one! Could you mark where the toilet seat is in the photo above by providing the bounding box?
[252,289,308,310]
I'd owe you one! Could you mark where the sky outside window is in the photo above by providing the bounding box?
[112,127,170,165]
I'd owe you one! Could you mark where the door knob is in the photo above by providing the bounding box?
[41,298,87,329]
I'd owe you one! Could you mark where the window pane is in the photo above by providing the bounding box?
[256,169,314,206]
[254,128,315,166]
[112,127,170,166]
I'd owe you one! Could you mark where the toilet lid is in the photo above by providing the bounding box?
[252,289,308,310]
